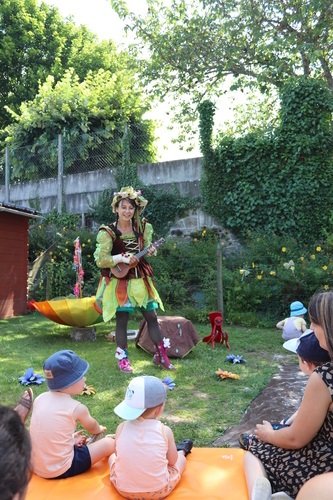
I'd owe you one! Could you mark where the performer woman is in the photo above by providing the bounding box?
[94,186,175,373]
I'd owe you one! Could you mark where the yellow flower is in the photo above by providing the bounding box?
[51,258,55,263]
[82,243,86,247]
[252,262,255,268]
[88,239,91,243]
[290,266,295,272]
[270,271,276,276]
[323,266,328,271]
[257,275,262,280]
[324,284,329,290]
[49,251,53,255]
[65,248,68,252]
[316,246,322,252]
[281,247,287,253]
[300,256,305,261]
[65,241,68,245]
[174,243,177,249]
[311,254,316,260]
[202,229,206,237]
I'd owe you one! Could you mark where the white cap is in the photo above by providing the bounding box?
[114,376,167,420]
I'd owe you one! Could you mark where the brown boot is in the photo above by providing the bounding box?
[153,341,175,370]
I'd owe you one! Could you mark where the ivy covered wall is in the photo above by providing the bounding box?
[200,78,333,243]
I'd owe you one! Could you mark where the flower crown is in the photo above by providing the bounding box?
[111,186,148,214]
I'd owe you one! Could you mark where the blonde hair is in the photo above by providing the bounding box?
[308,291,333,359]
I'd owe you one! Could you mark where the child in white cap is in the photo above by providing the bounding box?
[30,350,115,478]
[276,301,307,340]
[110,375,192,499]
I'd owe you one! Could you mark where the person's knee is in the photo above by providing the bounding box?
[296,473,333,500]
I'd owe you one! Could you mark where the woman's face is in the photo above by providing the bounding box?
[310,321,328,350]
[116,199,135,222]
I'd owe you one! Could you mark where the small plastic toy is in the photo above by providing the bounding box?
[225,354,246,364]
[215,368,240,380]
[203,311,230,349]
[18,368,45,386]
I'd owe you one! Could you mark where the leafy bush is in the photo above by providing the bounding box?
[29,212,99,300]
[30,215,333,327]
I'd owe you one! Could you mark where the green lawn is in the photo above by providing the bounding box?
[0,312,295,447]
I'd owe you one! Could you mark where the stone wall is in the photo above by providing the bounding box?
[1,157,202,215]
[0,156,240,250]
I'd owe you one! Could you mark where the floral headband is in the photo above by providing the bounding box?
[111,186,148,215]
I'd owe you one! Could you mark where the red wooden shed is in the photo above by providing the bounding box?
[0,202,39,319]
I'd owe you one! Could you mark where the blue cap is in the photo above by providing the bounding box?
[283,330,330,363]
[290,301,307,317]
[43,350,89,391]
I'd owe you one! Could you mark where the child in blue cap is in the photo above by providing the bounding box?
[30,350,114,479]
[276,301,307,340]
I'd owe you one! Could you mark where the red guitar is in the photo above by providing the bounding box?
[110,238,165,279]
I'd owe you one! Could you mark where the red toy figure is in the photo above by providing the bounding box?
[203,311,230,350]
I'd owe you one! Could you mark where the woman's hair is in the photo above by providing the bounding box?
[308,291,333,358]
[115,197,136,210]
[0,405,31,499]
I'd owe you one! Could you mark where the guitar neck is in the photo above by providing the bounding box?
[135,246,151,260]
[134,238,164,260]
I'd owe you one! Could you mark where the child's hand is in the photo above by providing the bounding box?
[99,425,107,433]
[74,430,87,447]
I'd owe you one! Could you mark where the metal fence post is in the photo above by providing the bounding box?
[217,239,224,315]
[5,146,9,202]
[58,133,63,214]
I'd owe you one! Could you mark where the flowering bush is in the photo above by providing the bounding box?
[29,215,333,327]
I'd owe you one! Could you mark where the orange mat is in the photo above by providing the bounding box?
[27,448,248,499]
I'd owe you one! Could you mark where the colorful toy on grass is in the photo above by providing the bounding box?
[162,377,176,390]
[81,385,96,396]
[215,369,240,380]
[18,368,45,386]
[225,354,246,364]
[203,311,230,349]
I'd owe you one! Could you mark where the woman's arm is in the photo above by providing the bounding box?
[254,371,331,449]
[94,230,114,268]
[164,425,179,466]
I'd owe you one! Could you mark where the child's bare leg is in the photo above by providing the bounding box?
[108,452,116,469]
[244,451,271,500]
[175,450,187,474]
[87,436,115,465]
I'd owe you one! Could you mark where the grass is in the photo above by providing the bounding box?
[0,311,295,447]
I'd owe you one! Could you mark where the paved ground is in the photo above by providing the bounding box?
[213,360,308,448]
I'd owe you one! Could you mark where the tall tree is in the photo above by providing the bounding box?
[111,0,333,115]
[0,0,134,130]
